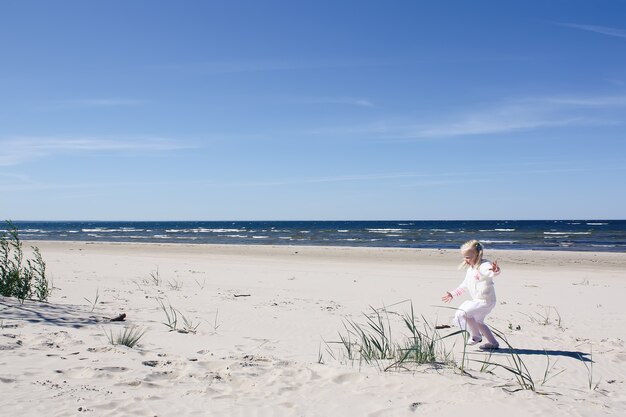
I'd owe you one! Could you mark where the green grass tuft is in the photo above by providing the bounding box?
[1,220,50,302]
[327,302,457,371]
[107,326,146,348]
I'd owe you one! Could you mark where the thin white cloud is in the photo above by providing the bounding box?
[303,94,625,140]
[2,161,623,193]
[557,22,626,39]
[538,95,626,107]
[0,136,193,166]
[414,94,626,138]
[0,172,30,182]
[407,115,583,138]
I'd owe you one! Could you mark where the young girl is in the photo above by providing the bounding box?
[441,240,501,350]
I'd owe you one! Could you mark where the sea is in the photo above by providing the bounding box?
[4,220,625,252]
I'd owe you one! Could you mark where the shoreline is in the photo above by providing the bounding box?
[25,239,626,269]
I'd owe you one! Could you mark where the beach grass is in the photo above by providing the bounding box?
[328,302,458,371]
[84,288,100,313]
[156,298,200,333]
[328,303,580,394]
[106,325,146,348]
[472,327,536,392]
[1,221,50,303]
[580,345,599,391]
[145,267,162,286]
[157,298,179,331]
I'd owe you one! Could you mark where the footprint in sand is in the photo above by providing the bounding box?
[144,369,182,382]
[96,366,129,373]
[332,372,365,384]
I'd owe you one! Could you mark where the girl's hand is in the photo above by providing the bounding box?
[490,260,500,274]
[441,292,453,303]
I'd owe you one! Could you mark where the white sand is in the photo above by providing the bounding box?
[1,241,625,416]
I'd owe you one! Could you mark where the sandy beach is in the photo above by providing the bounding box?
[1,241,625,416]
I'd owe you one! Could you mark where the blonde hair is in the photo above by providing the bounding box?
[458,239,484,270]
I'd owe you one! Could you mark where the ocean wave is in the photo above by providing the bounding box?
[544,232,591,235]
[481,240,517,244]
[7,221,624,252]
[195,228,244,233]
[166,228,246,233]
[82,228,144,233]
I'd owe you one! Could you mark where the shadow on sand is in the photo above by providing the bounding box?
[484,347,592,362]
[0,297,103,328]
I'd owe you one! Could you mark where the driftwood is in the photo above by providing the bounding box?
[109,313,127,322]
[233,294,251,298]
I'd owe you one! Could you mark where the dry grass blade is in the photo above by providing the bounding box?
[471,327,536,392]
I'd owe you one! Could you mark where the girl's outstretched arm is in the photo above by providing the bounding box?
[441,292,453,303]
[490,260,500,274]
[479,260,501,278]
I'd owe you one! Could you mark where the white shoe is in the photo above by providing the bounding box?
[479,342,499,350]
[467,337,482,345]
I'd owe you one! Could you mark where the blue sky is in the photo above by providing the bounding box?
[1,0,625,220]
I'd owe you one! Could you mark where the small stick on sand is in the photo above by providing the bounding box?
[109,313,127,322]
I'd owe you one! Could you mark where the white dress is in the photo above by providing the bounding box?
[451,260,499,325]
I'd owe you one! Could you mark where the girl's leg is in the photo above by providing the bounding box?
[465,317,482,341]
[476,322,498,347]
[455,310,481,341]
